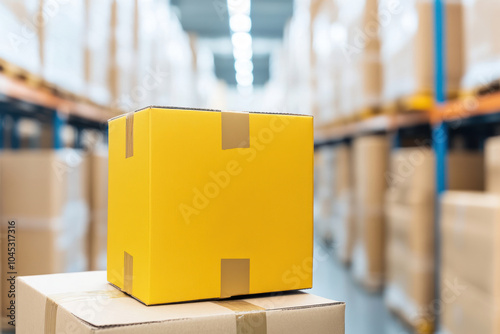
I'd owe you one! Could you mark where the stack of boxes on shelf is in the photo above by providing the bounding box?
[440,136,500,334]
[15,107,346,333]
[270,0,500,124]
[0,0,222,111]
[0,145,110,329]
[384,148,484,330]
[351,136,389,292]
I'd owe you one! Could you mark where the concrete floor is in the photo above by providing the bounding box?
[309,240,412,334]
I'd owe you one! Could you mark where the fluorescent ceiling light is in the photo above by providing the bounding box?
[234,59,253,73]
[230,14,252,33]
[227,0,250,16]
[233,46,253,60]
[236,72,254,86]
[231,32,252,49]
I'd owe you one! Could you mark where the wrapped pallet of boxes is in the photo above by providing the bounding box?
[88,148,109,271]
[461,0,500,93]
[352,135,389,291]
[384,149,484,331]
[84,0,114,106]
[332,144,354,265]
[315,146,335,245]
[43,0,86,96]
[0,150,89,329]
[0,0,42,77]
[441,192,500,334]
[108,107,314,305]
[16,271,346,334]
[379,0,463,110]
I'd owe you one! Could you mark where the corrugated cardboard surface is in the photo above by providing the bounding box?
[17,272,345,334]
[0,150,90,327]
[108,107,314,305]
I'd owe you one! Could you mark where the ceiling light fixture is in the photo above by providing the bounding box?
[228,0,253,92]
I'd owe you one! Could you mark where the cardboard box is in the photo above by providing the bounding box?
[332,144,354,265]
[89,149,109,271]
[441,268,499,334]
[441,191,500,297]
[108,107,314,305]
[352,136,389,291]
[486,136,500,193]
[17,271,346,334]
[0,150,90,328]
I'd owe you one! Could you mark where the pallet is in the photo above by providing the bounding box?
[388,304,434,334]
[0,58,43,88]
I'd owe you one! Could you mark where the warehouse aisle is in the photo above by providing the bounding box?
[309,240,411,334]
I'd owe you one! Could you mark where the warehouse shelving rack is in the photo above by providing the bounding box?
[0,73,120,149]
[314,0,500,332]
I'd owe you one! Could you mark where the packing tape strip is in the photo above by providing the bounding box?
[44,290,126,334]
[221,111,250,150]
[215,300,267,334]
[220,259,250,298]
[125,112,134,158]
[124,251,134,295]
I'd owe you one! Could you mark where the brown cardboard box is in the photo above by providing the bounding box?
[441,191,500,297]
[16,271,346,334]
[88,149,108,271]
[332,144,354,264]
[441,268,499,334]
[0,150,90,328]
[486,136,500,193]
[352,136,389,291]
[384,148,434,326]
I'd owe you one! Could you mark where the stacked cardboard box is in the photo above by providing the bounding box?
[439,136,500,333]
[385,149,483,329]
[352,135,389,291]
[441,192,500,334]
[461,0,500,92]
[332,144,354,265]
[379,0,463,108]
[88,148,109,271]
[17,271,345,333]
[0,150,90,329]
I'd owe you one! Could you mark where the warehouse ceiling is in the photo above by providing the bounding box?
[171,0,294,86]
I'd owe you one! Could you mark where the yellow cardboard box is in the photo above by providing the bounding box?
[107,107,314,305]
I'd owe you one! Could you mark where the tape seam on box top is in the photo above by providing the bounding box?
[221,111,250,150]
[215,300,267,334]
[220,259,250,298]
